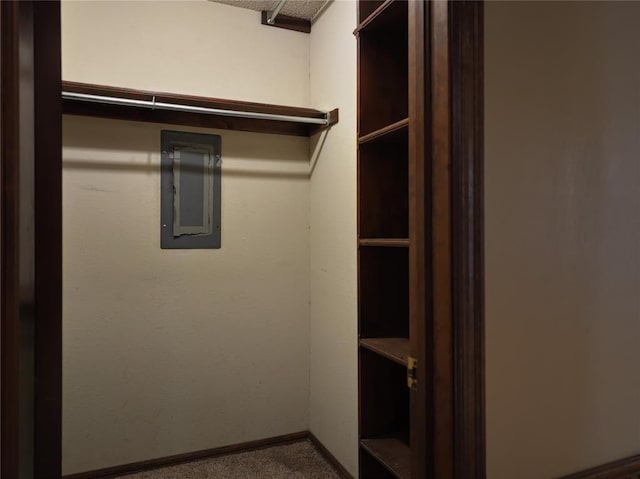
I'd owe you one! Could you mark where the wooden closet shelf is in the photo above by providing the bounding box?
[62,81,339,137]
[358,118,408,145]
[359,238,409,248]
[354,0,405,36]
[360,437,410,479]
[360,338,409,366]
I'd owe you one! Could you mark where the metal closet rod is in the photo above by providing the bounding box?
[267,0,287,24]
[61,91,329,126]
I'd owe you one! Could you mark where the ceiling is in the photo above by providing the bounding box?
[210,0,327,21]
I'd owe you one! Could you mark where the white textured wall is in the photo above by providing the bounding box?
[485,2,640,478]
[309,1,358,476]
[62,1,311,474]
[62,0,310,106]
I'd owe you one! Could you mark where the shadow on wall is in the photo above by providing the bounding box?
[309,129,329,178]
[62,115,312,180]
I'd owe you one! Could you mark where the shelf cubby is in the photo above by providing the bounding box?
[356,0,406,38]
[359,247,408,339]
[359,348,410,478]
[357,0,390,26]
[358,127,408,239]
[360,349,410,439]
[357,1,408,137]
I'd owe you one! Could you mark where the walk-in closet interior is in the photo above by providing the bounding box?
[60,0,354,476]
[60,1,358,476]
[2,0,638,478]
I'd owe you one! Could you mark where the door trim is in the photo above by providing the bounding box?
[431,0,456,477]
[0,1,62,477]
[450,2,485,478]
[1,2,23,475]
[408,0,428,477]
[33,1,62,476]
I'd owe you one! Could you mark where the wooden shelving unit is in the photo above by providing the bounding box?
[356,1,473,477]
[356,1,412,477]
[62,81,339,137]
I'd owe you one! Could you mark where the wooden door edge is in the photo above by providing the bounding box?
[450,1,485,479]
[33,1,63,476]
[1,2,23,475]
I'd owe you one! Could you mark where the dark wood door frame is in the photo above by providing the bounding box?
[407,1,485,477]
[411,1,485,478]
[33,1,63,476]
[1,1,62,477]
[449,2,485,479]
[1,2,23,475]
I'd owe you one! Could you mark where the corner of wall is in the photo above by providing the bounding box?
[308,0,359,476]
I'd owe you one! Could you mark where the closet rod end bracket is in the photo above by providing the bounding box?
[308,108,339,136]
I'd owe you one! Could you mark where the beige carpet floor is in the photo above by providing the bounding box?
[116,440,342,479]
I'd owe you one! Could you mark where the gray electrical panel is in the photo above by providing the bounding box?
[161,130,221,249]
